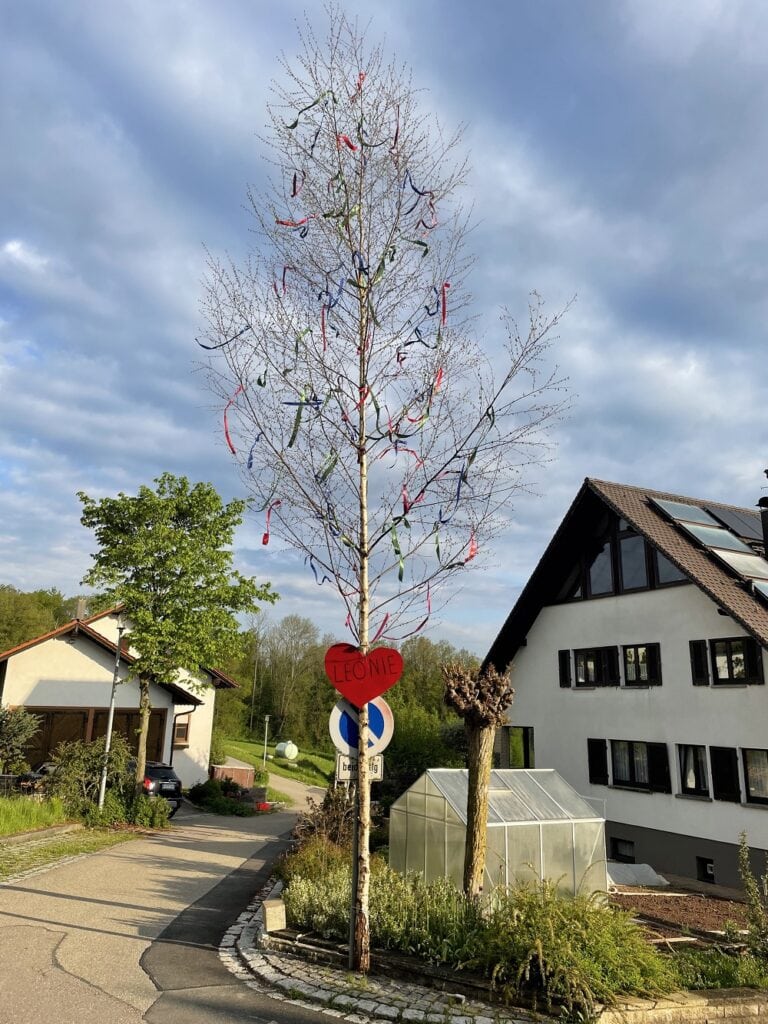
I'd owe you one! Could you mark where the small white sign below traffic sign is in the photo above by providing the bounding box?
[335,753,383,782]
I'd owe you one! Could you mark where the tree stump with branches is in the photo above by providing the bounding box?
[443,662,514,896]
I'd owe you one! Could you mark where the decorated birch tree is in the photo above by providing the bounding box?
[201,9,568,972]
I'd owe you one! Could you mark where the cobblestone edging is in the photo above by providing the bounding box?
[217,884,768,1024]
[217,880,534,1024]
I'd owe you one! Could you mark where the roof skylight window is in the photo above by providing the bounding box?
[680,523,754,554]
[712,549,768,581]
[651,498,720,526]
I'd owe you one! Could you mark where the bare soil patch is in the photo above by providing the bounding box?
[611,889,748,935]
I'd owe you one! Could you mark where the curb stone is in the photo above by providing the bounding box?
[217,879,535,1024]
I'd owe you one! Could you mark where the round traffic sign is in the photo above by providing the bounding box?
[329,697,394,757]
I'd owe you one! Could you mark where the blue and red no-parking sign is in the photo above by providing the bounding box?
[329,697,394,757]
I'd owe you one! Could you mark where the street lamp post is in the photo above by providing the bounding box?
[98,620,125,810]
[262,714,270,769]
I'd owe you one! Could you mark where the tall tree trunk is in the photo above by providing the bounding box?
[463,723,495,897]
[134,676,151,795]
[353,257,371,973]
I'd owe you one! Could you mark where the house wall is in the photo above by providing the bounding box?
[3,634,173,716]
[507,583,768,886]
[2,615,217,789]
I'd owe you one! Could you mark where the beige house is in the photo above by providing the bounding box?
[0,607,237,788]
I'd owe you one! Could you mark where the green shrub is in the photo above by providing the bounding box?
[479,883,675,1015]
[209,730,227,766]
[293,786,355,848]
[253,766,269,787]
[739,831,768,960]
[280,858,675,1015]
[276,835,350,884]
[0,707,41,774]
[673,948,768,989]
[130,794,171,828]
[83,790,130,827]
[188,777,255,816]
[47,735,134,817]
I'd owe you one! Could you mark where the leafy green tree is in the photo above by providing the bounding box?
[0,706,41,773]
[78,473,276,787]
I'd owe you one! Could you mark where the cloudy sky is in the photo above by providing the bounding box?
[2,0,768,655]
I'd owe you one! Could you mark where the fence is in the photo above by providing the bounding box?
[0,775,18,797]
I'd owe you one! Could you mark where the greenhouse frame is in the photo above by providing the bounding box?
[389,768,607,895]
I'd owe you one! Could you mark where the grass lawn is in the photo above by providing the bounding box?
[0,796,72,837]
[0,829,138,881]
[225,738,334,789]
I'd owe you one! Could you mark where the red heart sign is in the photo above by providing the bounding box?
[324,643,403,709]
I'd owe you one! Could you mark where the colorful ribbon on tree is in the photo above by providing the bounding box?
[262,500,281,546]
[223,384,243,455]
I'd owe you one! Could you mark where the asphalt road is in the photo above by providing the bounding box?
[0,802,324,1024]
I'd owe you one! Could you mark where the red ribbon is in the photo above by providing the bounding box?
[435,366,444,392]
[276,215,314,228]
[223,385,243,455]
[336,134,358,152]
[351,71,366,99]
[371,613,390,645]
[441,282,450,326]
[465,531,478,563]
[273,264,294,297]
[262,500,282,546]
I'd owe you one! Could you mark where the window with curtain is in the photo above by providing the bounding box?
[743,749,768,804]
[678,744,709,796]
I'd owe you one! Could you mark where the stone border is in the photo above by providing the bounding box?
[218,880,534,1024]
[218,882,768,1024]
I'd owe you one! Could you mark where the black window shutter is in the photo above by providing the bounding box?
[558,650,572,688]
[603,646,620,686]
[710,746,741,802]
[647,644,662,686]
[587,739,608,785]
[647,743,671,793]
[745,639,765,685]
[689,640,709,685]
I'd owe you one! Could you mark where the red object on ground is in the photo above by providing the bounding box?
[324,643,403,708]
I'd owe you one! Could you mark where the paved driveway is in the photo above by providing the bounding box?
[0,806,304,1023]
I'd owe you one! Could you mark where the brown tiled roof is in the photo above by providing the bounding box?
[589,479,768,646]
[205,667,240,689]
[484,477,768,671]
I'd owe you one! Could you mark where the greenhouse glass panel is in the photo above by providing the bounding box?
[541,821,575,893]
[425,817,445,882]
[425,794,444,820]
[526,771,600,820]
[408,813,426,875]
[407,789,426,817]
[573,820,607,894]
[508,823,542,886]
[389,808,406,873]
[445,823,465,890]
[485,827,508,889]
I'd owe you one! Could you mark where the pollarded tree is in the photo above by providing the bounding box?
[201,9,568,971]
[443,662,514,897]
[78,473,276,787]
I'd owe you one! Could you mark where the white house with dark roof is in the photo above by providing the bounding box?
[484,478,768,888]
[0,607,237,788]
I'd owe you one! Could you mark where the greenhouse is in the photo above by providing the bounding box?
[389,768,607,895]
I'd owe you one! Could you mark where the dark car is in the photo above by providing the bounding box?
[142,762,182,816]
